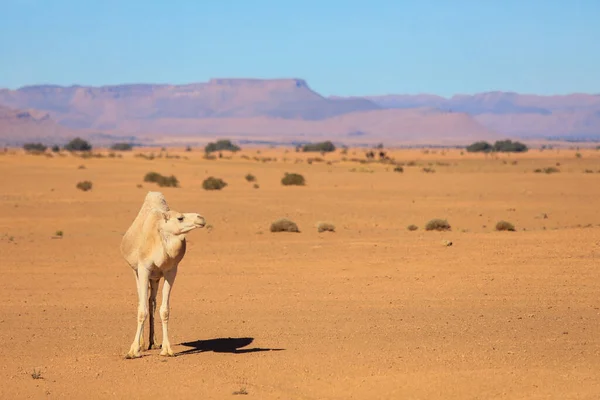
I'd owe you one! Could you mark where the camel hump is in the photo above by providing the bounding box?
[120,192,171,266]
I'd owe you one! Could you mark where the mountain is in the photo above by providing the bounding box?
[360,92,600,139]
[0,105,75,145]
[0,79,498,145]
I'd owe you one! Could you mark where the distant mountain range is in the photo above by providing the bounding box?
[0,78,598,146]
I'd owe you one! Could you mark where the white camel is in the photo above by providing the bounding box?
[120,191,206,358]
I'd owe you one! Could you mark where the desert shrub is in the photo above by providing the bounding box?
[23,142,47,152]
[245,173,256,182]
[493,140,528,153]
[202,176,227,190]
[495,220,516,231]
[270,218,300,233]
[76,181,93,191]
[110,142,133,151]
[144,172,179,187]
[466,140,528,153]
[281,172,305,186]
[575,152,582,158]
[422,167,436,173]
[425,219,451,231]
[185,145,192,152]
[407,224,418,231]
[253,183,260,189]
[302,141,336,153]
[466,141,493,153]
[203,153,217,160]
[64,137,92,152]
[393,166,404,173]
[51,145,60,152]
[55,230,64,237]
[535,167,560,174]
[317,222,335,233]
[584,169,594,173]
[204,139,240,153]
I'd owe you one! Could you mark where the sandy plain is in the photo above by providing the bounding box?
[0,146,599,399]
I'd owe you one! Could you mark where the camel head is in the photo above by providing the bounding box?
[159,209,206,236]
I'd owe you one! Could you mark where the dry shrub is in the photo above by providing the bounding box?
[425,219,451,231]
[270,218,300,233]
[317,222,335,233]
[407,224,418,231]
[281,173,305,186]
[245,173,256,182]
[393,166,404,173]
[495,221,516,231]
[202,177,227,190]
[76,181,93,191]
[144,172,180,187]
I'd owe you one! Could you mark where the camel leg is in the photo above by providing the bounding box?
[159,266,177,357]
[148,279,160,350]
[126,267,149,359]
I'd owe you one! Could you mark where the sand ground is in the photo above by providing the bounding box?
[1,146,599,399]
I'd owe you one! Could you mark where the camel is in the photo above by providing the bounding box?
[120,191,206,358]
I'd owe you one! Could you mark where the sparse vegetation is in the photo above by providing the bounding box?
[31,369,43,380]
[270,218,300,233]
[281,172,305,186]
[302,141,336,153]
[110,142,133,151]
[23,142,47,152]
[64,137,92,152]
[407,224,418,231]
[51,145,60,152]
[204,139,240,153]
[202,176,227,190]
[76,181,93,191]
[575,152,582,158]
[495,221,516,231]
[232,387,248,395]
[422,167,435,173]
[317,222,335,233]
[534,167,560,174]
[144,172,180,187]
[253,183,260,189]
[393,166,404,173]
[245,173,256,182]
[55,230,64,237]
[425,219,451,231]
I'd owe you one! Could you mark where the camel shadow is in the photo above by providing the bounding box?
[177,337,285,356]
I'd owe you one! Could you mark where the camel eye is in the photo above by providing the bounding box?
[177,216,184,222]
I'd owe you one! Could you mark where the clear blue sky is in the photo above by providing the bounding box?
[1,0,598,97]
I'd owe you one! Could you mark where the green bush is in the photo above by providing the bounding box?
[144,172,180,187]
[204,139,240,153]
[76,181,93,191]
[202,177,227,190]
[466,141,493,153]
[495,221,516,231]
[270,218,300,233]
[302,141,336,153]
[64,137,92,152]
[281,173,305,186]
[466,140,528,153]
[425,219,451,231]
[110,142,133,151]
[23,143,47,152]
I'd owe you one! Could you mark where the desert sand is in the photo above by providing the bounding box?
[1,146,599,399]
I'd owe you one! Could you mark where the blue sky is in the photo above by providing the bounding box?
[1,0,598,96]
